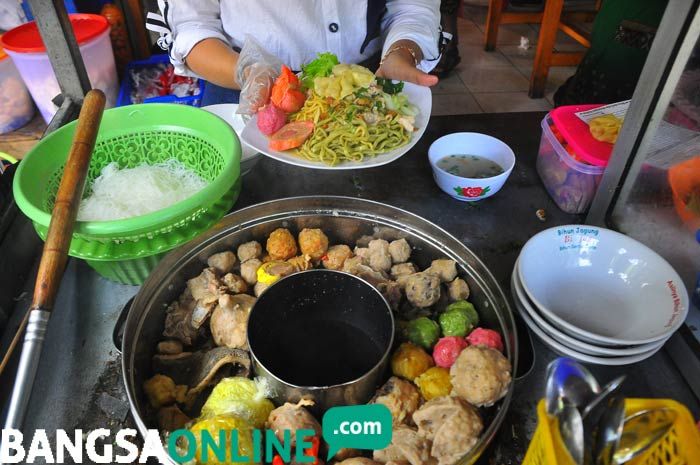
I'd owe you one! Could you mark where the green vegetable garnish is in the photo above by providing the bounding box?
[376,77,405,94]
[300,52,340,89]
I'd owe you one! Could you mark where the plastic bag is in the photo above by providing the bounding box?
[236,36,283,115]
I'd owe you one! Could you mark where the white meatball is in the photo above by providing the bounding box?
[240,258,262,285]
[388,239,411,264]
[207,251,237,274]
[237,241,262,263]
[448,278,470,301]
[426,259,458,283]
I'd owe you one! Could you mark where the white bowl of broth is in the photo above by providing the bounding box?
[428,132,515,201]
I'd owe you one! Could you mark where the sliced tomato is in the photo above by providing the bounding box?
[268,121,314,152]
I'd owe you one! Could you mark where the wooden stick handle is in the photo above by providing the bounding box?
[31,90,106,312]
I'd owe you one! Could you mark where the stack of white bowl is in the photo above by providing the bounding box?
[512,225,689,365]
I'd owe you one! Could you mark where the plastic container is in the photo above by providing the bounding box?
[536,114,605,214]
[13,104,241,284]
[0,14,118,123]
[523,398,700,465]
[116,54,204,107]
[0,41,34,133]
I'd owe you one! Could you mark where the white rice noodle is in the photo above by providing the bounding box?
[77,159,207,221]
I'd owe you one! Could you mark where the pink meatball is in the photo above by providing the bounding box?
[257,104,287,135]
[466,328,504,353]
[433,336,468,368]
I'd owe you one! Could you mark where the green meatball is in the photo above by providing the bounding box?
[440,301,479,337]
[407,317,440,349]
[445,300,479,326]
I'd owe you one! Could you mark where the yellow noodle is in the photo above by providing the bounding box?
[290,92,412,166]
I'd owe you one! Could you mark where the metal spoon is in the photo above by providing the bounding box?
[592,396,626,465]
[582,375,627,419]
[613,408,676,464]
[557,404,585,465]
[545,358,601,415]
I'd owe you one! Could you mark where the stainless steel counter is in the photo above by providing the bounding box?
[1,112,698,464]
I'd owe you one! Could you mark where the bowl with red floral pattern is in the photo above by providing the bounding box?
[429,132,515,201]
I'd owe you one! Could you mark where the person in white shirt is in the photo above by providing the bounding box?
[147,0,442,107]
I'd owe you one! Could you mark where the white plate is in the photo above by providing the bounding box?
[512,279,664,366]
[240,82,432,170]
[511,263,667,357]
[201,104,262,175]
[517,225,688,346]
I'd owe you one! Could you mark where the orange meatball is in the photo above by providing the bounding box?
[266,228,298,261]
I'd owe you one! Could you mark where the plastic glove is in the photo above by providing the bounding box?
[236,36,284,115]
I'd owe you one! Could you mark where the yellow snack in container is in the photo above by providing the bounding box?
[589,114,622,143]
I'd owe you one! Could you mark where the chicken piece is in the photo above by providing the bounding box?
[378,281,403,311]
[187,268,221,304]
[152,347,250,396]
[425,260,457,284]
[157,404,191,431]
[143,374,177,408]
[267,228,298,261]
[322,244,353,270]
[342,256,365,274]
[373,426,435,465]
[447,278,470,302]
[254,281,270,297]
[413,397,483,465]
[391,263,417,279]
[222,273,248,294]
[207,251,237,274]
[298,228,329,261]
[267,402,322,446]
[389,239,411,264]
[368,239,392,272]
[288,254,313,272]
[405,273,441,308]
[354,264,390,287]
[370,376,421,426]
[191,300,216,329]
[240,258,262,285]
[354,247,371,264]
[210,294,257,349]
[163,292,200,346]
[238,241,263,262]
[157,340,183,355]
[450,345,511,407]
[337,459,381,465]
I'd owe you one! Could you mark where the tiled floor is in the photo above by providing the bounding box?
[431,5,586,116]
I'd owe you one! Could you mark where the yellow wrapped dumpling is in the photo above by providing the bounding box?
[199,377,274,428]
[589,114,623,143]
[188,414,257,465]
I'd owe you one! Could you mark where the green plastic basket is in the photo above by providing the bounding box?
[13,103,241,284]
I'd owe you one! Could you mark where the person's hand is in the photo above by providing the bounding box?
[236,36,284,115]
[376,43,439,87]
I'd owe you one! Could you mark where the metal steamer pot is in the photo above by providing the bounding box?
[120,196,518,465]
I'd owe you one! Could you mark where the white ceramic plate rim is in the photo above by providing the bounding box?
[201,104,261,162]
[511,279,664,366]
[517,225,688,346]
[511,261,667,356]
[239,82,431,170]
